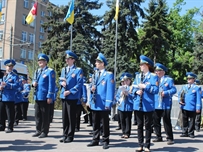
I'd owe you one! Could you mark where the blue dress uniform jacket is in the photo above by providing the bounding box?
[178,84,202,111]
[155,76,177,110]
[77,84,87,105]
[115,85,136,111]
[22,84,31,102]
[59,66,83,100]
[133,72,159,112]
[15,80,23,104]
[33,67,56,101]
[2,72,19,102]
[89,70,115,111]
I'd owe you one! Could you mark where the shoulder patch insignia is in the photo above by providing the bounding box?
[156,81,159,86]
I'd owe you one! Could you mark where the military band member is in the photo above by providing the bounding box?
[133,55,159,152]
[115,72,136,139]
[0,59,19,133]
[87,53,115,149]
[195,79,203,132]
[20,76,30,121]
[32,53,56,138]
[59,50,83,143]
[75,77,87,132]
[179,72,202,138]
[153,63,177,145]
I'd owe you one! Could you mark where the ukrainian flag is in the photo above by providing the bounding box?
[0,1,2,20]
[64,0,74,24]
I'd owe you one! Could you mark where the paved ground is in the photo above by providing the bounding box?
[0,106,203,152]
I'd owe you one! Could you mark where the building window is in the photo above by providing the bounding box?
[2,0,5,8]
[48,11,52,17]
[24,0,29,8]
[0,30,3,41]
[39,42,42,48]
[1,14,5,22]
[21,49,26,59]
[0,47,2,58]
[39,34,44,40]
[21,31,27,42]
[29,33,34,44]
[40,27,44,33]
[22,15,27,25]
[41,11,45,17]
[40,20,44,24]
[28,50,33,60]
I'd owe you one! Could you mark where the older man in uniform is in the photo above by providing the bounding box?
[0,59,19,133]
[179,72,202,138]
[59,50,83,143]
[32,53,56,138]
[153,63,177,145]
[87,53,115,149]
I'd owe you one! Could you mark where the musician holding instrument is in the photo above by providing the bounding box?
[178,72,202,138]
[115,72,136,139]
[0,59,19,133]
[133,55,159,152]
[59,50,83,143]
[20,76,30,121]
[87,53,115,150]
[32,53,56,138]
[153,63,176,145]
[75,77,87,132]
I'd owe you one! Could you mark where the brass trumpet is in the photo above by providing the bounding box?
[80,98,90,118]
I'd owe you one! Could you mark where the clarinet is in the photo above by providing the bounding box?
[139,72,144,110]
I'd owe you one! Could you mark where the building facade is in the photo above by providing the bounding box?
[0,0,53,62]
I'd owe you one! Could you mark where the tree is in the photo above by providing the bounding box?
[101,0,145,82]
[140,0,171,65]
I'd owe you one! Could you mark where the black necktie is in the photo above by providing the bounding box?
[188,84,191,89]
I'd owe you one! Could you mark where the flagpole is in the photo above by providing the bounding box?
[32,1,37,72]
[70,24,73,51]
[114,18,118,81]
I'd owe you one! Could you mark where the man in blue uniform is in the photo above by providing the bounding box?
[179,72,202,138]
[87,53,115,149]
[0,59,19,133]
[32,53,56,138]
[153,63,177,145]
[59,50,83,143]
[20,76,30,121]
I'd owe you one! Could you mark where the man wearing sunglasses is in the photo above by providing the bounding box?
[179,72,202,138]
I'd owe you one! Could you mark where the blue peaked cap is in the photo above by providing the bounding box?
[65,50,78,60]
[140,55,154,67]
[38,53,49,63]
[186,72,197,79]
[12,69,18,74]
[195,79,201,85]
[4,59,16,66]
[155,63,168,72]
[96,53,108,66]
[120,72,132,81]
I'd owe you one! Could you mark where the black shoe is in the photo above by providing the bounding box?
[115,127,121,130]
[14,122,18,126]
[87,124,92,127]
[75,128,79,132]
[83,121,88,124]
[23,119,27,121]
[6,129,13,133]
[196,129,200,132]
[189,134,195,138]
[152,138,163,142]
[32,132,41,137]
[103,143,109,149]
[59,137,67,143]
[87,141,99,147]
[167,140,174,145]
[64,138,73,143]
[133,122,137,125]
[180,134,188,137]
[38,133,47,138]
[0,128,5,131]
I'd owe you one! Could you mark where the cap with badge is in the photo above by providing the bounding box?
[186,72,197,79]
[140,55,154,67]
[38,53,49,63]
[155,63,168,72]
[4,59,16,66]
[122,72,133,80]
[96,53,108,66]
[65,50,78,60]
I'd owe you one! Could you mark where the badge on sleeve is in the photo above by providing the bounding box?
[80,74,83,78]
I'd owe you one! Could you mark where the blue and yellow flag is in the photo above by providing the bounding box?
[114,0,119,20]
[0,1,2,20]
[64,0,74,24]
